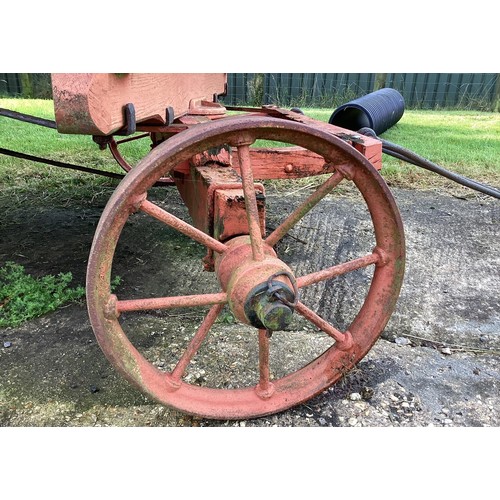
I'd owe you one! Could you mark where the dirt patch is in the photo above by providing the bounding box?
[0,185,498,427]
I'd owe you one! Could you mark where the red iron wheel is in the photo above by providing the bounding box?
[86,115,405,420]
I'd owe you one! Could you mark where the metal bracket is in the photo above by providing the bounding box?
[114,103,136,136]
[334,132,365,145]
[165,106,175,126]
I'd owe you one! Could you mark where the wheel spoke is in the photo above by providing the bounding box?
[115,292,227,314]
[237,144,265,261]
[297,252,380,289]
[170,303,224,382]
[265,170,344,247]
[256,329,274,398]
[295,301,352,349]
[140,199,228,254]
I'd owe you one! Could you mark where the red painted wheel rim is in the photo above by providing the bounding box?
[86,115,405,419]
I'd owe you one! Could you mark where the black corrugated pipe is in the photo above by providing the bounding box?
[329,88,405,135]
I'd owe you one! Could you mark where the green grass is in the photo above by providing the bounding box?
[0,98,132,212]
[0,262,85,327]
[1,99,499,206]
[372,110,500,188]
[0,261,122,328]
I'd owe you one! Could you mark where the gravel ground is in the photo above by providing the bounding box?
[1,186,498,429]
[2,183,498,500]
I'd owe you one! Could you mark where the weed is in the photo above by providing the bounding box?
[216,307,236,324]
[247,73,265,107]
[111,275,122,292]
[0,262,85,327]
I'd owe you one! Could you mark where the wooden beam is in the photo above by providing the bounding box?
[51,73,227,135]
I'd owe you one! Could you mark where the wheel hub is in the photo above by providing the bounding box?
[215,235,298,330]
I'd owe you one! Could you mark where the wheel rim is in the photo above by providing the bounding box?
[86,115,405,419]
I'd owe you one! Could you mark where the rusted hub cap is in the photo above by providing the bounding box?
[215,235,297,329]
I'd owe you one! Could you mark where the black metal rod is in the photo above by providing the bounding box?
[357,127,500,200]
[381,142,500,200]
[0,147,125,180]
[0,108,57,129]
[115,133,150,145]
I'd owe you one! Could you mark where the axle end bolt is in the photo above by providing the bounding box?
[255,299,294,331]
[244,276,298,331]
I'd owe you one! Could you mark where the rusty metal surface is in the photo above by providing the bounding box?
[226,105,383,170]
[188,99,226,116]
[215,236,295,327]
[236,143,266,261]
[115,292,228,315]
[214,189,265,242]
[86,114,405,419]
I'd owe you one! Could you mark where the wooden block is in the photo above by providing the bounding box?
[51,73,227,135]
[291,112,383,170]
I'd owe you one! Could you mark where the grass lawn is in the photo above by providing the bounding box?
[304,108,500,190]
[1,98,499,208]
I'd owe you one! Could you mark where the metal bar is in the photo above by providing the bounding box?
[136,124,189,133]
[108,140,175,186]
[297,253,379,289]
[116,292,228,313]
[108,140,134,172]
[170,303,224,381]
[0,108,57,129]
[115,133,150,145]
[0,147,125,180]
[237,144,265,261]
[265,170,344,247]
[140,199,228,254]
